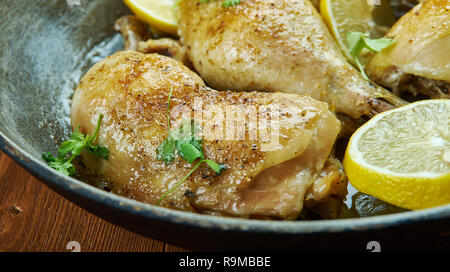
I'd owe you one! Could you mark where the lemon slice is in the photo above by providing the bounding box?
[123,0,179,36]
[320,0,396,64]
[343,99,450,210]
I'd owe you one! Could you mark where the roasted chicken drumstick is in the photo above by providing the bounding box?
[177,0,406,119]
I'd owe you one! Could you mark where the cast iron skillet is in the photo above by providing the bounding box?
[1,0,449,251]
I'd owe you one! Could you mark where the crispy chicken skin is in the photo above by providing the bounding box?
[178,0,406,119]
[71,51,342,219]
[366,0,449,98]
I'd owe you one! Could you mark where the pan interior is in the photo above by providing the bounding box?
[0,0,126,158]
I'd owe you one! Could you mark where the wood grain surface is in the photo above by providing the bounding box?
[0,151,189,252]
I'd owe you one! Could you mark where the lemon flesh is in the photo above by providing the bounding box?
[320,0,396,65]
[344,100,450,210]
[124,0,179,36]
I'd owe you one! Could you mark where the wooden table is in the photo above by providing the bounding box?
[0,151,188,252]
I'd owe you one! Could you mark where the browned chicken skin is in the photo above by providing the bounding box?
[71,51,345,219]
[366,0,449,99]
[177,0,406,119]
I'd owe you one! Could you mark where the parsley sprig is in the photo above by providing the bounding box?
[156,158,225,205]
[42,114,109,176]
[346,32,395,80]
[156,88,226,205]
[199,0,242,8]
[157,119,205,165]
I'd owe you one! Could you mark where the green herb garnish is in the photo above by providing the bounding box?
[157,119,205,164]
[156,88,226,205]
[222,0,241,8]
[346,31,395,80]
[199,0,242,8]
[43,114,109,176]
[156,159,225,205]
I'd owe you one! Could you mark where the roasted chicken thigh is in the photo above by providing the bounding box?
[71,51,345,219]
[366,0,449,98]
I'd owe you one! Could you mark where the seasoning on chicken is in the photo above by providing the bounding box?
[177,0,406,119]
[366,0,449,99]
[71,51,345,219]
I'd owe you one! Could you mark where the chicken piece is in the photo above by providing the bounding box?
[177,0,406,119]
[304,157,347,207]
[137,38,193,68]
[71,51,342,219]
[114,15,192,67]
[113,15,149,51]
[366,0,449,99]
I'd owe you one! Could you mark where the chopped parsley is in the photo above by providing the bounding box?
[199,0,242,8]
[156,88,226,205]
[157,119,204,165]
[222,0,242,8]
[43,114,109,176]
[346,31,395,80]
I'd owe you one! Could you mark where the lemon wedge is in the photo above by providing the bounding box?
[320,0,396,65]
[123,0,179,36]
[343,99,450,210]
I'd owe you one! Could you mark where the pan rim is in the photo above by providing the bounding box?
[1,131,449,234]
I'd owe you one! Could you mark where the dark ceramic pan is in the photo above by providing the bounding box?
[1,0,449,251]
